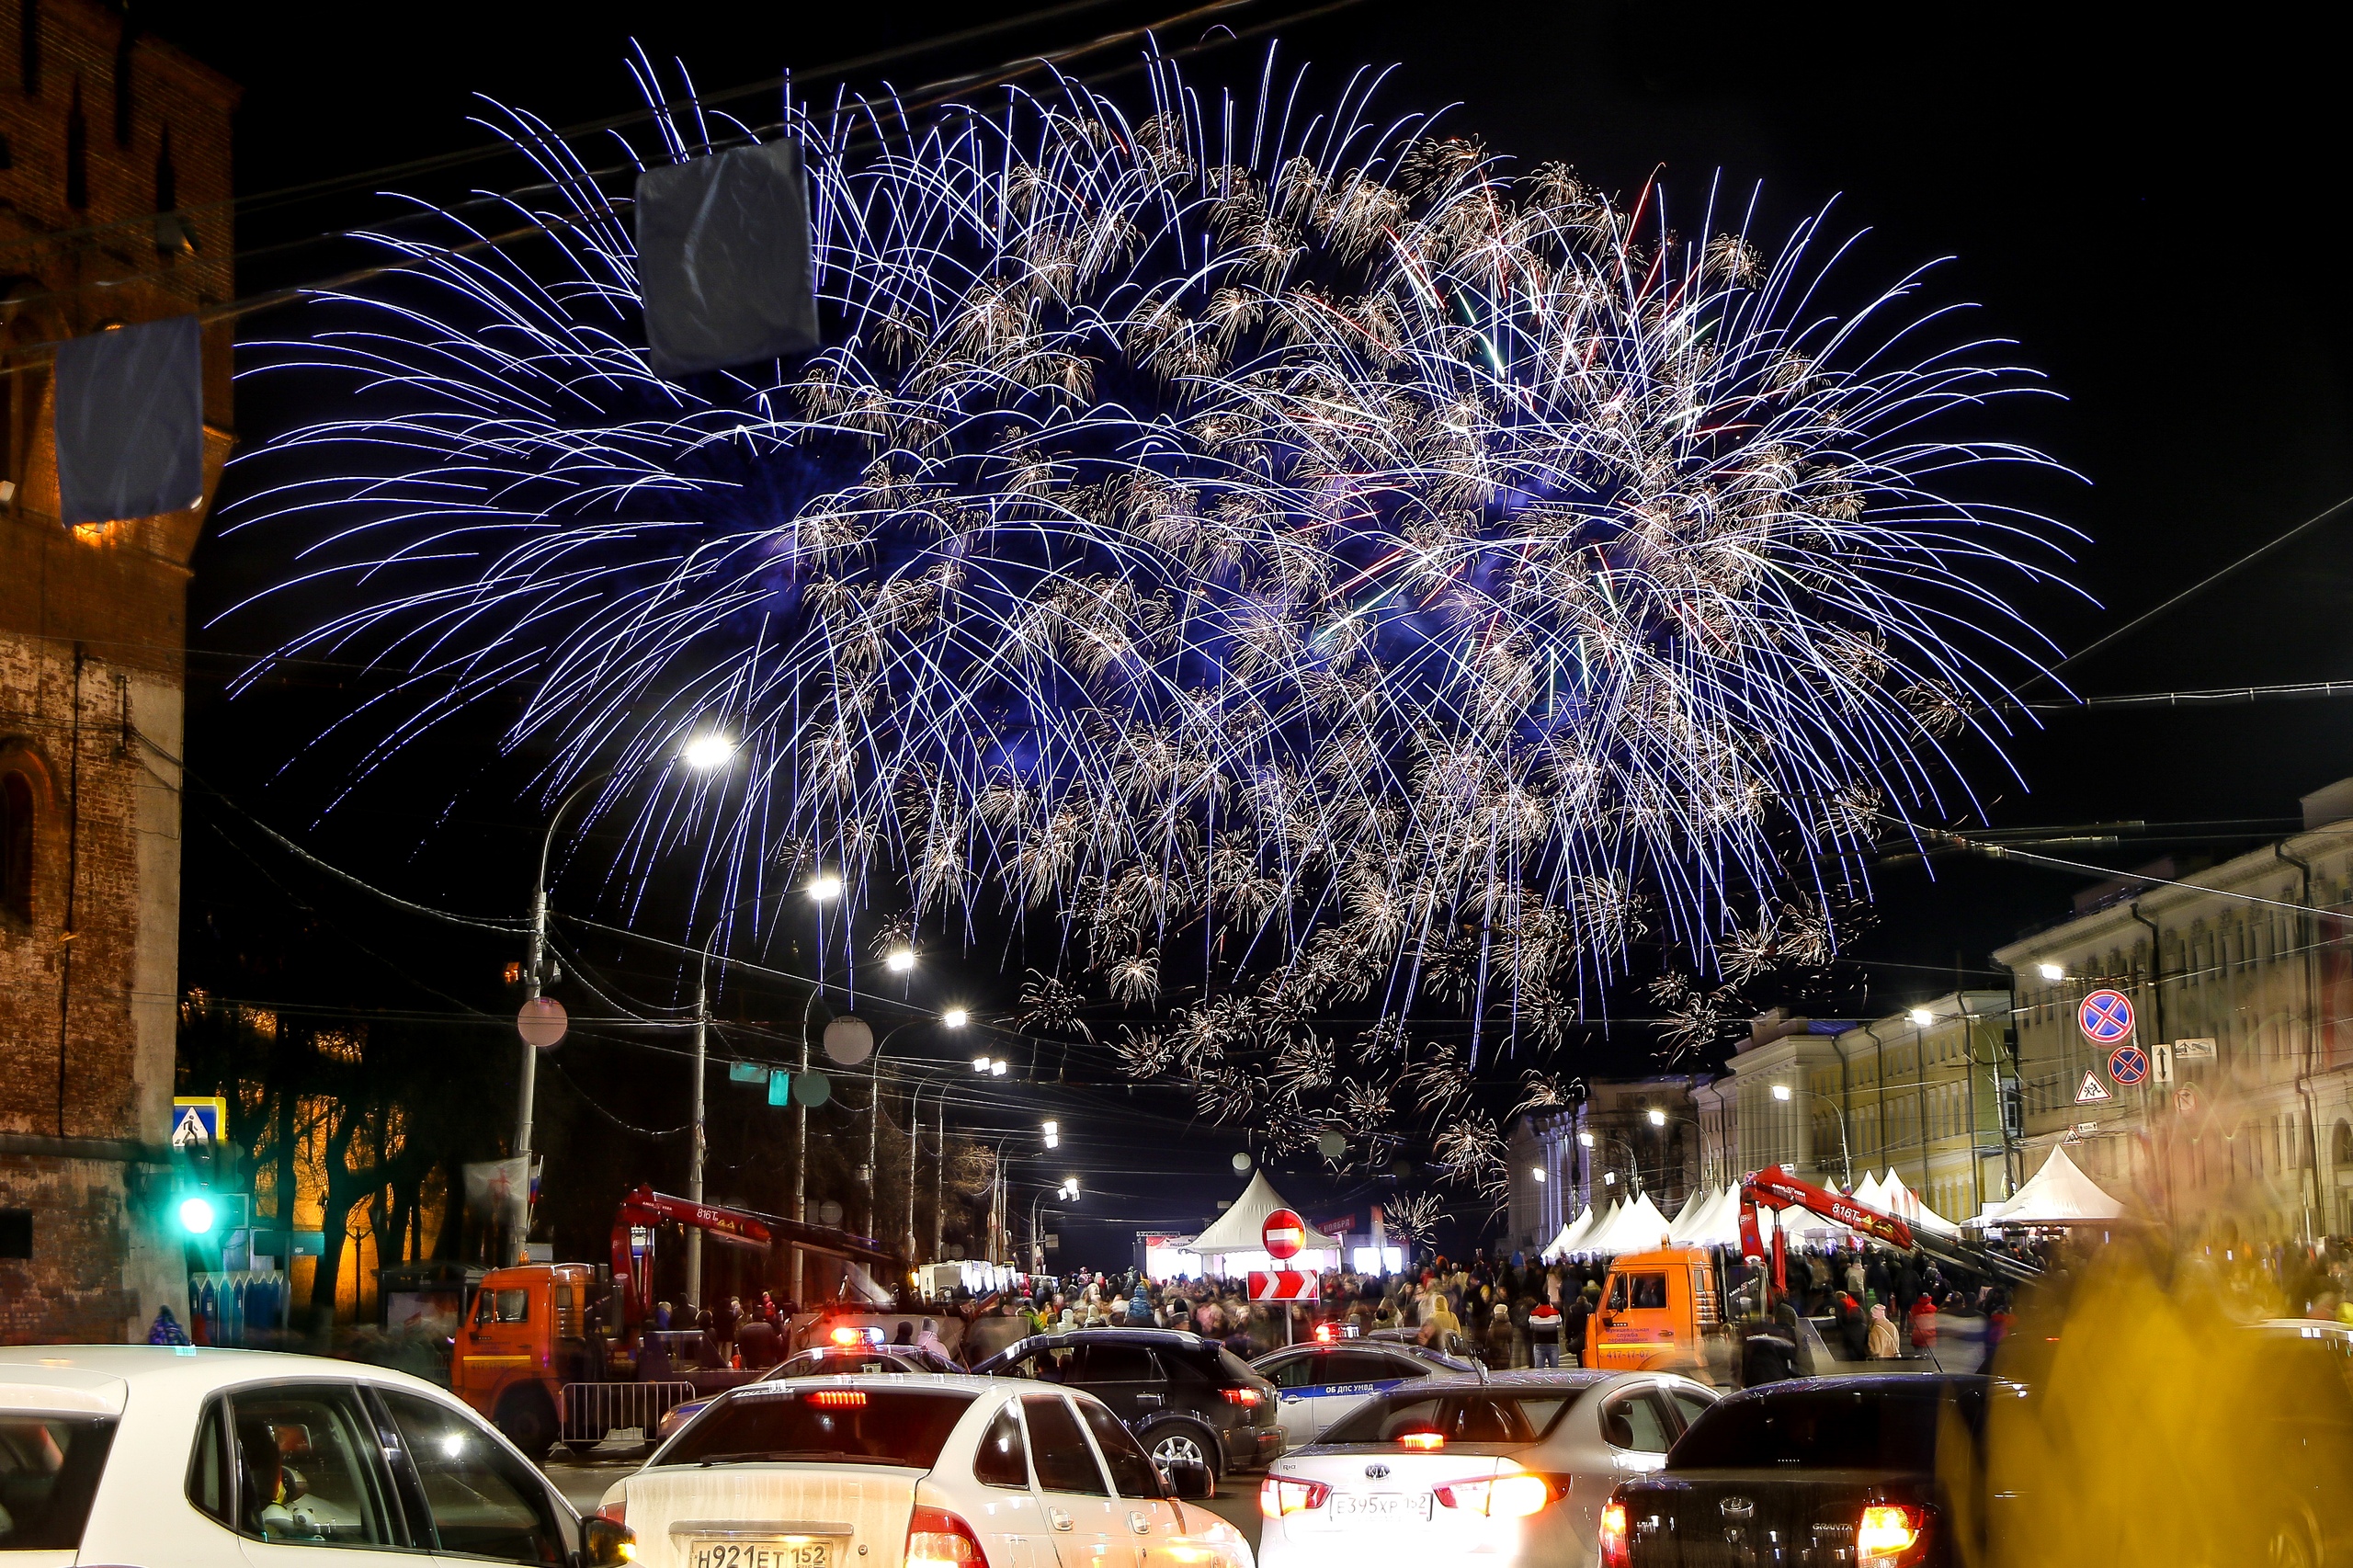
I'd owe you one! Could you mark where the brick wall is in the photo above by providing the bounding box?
[0,0,233,1342]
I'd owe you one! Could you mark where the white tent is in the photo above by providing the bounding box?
[1552,1200,1619,1258]
[1687,1185,1748,1248]
[1582,1192,1675,1256]
[1662,1187,1707,1244]
[1879,1170,1961,1237]
[1850,1171,1888,1211]
[1187,1170,1348,1272]
[1542,1204,1600,1261]
[1987,1145,2124,1225]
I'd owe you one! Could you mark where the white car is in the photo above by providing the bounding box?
[1250,1340,1478,1449]
[1255,1369,1718,1568]
[0,1343,631,1567]
[598,1372,1253,1568]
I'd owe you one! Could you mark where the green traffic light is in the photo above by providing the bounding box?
[177,1195,217,1235]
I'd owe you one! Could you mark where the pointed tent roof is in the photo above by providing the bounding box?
[1671,1185,1730,1245]
[1553,1200,1619,1257]
[1543,1204,1599,1260]
[1988,1145,2124,1224]
[1664,1187,1706,1239]
[1850,1171,1888,1211]
[1188,1169,1348,1256]
[1584,1192,1675,1256]
[1879,1170,1961,1236]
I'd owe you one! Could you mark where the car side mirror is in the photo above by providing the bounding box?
[579,1517,636,1567]
[1161,1459,1215,1501]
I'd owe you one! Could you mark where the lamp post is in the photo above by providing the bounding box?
[788,871,844,1305]
[517,734,732,1267]
[1772,1082,1853,1187]
[1576,1130,1641,1199]
[1029,1177,1078,1270]
[1643,1108,1704,1209]
[862,1007,963,1243]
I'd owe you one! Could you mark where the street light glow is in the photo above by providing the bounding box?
[1532,1166,1546,1183]
[1647,1108,1667,1127]
[941,1007,969,1028]
[2038,962,2065,982]
[1772,1084,1794,1102]
[680,733,736,770]
[1576,1131,1595,1148]
[972,1055,993,1072]
[807,872,844,902]
[1908,1007,1934,1027]
[991,1059,1008,1076]
[1043,1119,1059,1149]
[885,946,915,973]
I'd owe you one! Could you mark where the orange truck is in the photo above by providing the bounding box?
[1586,1246,1731,1381]
[451,1184,905,1457]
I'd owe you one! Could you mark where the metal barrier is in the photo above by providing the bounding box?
[559,1381,699,1448]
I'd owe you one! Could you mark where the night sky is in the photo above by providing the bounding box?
[142,1,2353,1265]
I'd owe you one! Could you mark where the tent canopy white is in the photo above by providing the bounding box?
[1542,1204,1600,1261]
[1878,1170,1961,1236]
[1988,1145,2124,1224]
[1582,1192,1675,1256]
[1673,1185,1738,1247]
[1850,1172,1887,1211]
[1187,1170,1347,1258]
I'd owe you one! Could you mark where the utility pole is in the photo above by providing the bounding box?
[687,956,708,1308]
[791,1019,810,1303]
[933,1099,944,1262]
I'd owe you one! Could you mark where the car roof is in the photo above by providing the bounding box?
[1375,1369,1619,1394]
[1711,1372,1989,1404]
[718,1371,1006,1397]
[0,1345,453,1403]
[1000,1327,1213,1352]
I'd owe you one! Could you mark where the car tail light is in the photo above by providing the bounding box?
[1397,1430,1445,1451]
[1858,1504,1927,1563]
[1222,1386,1262,1406]
[907,1505,987,1567]
[1434,1471,1559,1517]
[809,1389,868,1408]
[1597,1500,1631,1568]
[1259,1475,1333,1517]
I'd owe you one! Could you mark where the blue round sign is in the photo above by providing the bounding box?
[2109,1045,2149,1087]
[2078,988,2134,1045]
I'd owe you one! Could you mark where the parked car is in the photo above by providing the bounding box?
[0,1344,631,1566]
[1252,1338,1477,1448]
[972,1326,1284,1477]
[604,1374,1248,1568]
[1599,1374,1994,1568]
[1256,1369,1717,1568]
[653,1341,964,1439]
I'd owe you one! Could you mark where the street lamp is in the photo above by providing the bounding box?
[2037,962,2064,983]
[807,872,844,903]
[1647,1108,1667,1128]
[1908,1007,1935,1028]
[1771,1082,1853,1187]
[1042,1120,1060,1150]
[516,736,731,1265]
[885,946,916,973]
[1029,1177,1081,1270]
[942,1006,970,1028]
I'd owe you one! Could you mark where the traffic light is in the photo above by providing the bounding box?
[177,1194,219,1236]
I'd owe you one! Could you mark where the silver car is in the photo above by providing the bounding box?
[1256,1369,1719,1568]
[1252,1338,1479,1449]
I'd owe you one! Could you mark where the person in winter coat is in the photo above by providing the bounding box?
[1563,1285,1594,1368]
[1836,1290,1870,1361]
[1908,1293,1939,1350]
[1526,1296,1564,1368]
[1867,1302,1902,1359]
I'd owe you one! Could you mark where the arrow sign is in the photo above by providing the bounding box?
[2075,1072,2112,1104]
[1248,1270,1314,1301]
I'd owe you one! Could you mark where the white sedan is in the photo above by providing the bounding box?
[1256,1369,1717,1568]
[598,1372,1253,1568]
[0,1343,631,1566]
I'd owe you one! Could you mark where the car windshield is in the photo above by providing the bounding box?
[1669,1383,1984,1471]
[0,1414,117,1550]
[659,1387,975,1468]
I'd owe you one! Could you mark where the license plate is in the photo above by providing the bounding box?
[687,1538,834,1568]
[1330,1492,1432,1523]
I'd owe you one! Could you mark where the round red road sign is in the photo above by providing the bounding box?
[1262,1207,1306,1261]
[517,995,568,1050]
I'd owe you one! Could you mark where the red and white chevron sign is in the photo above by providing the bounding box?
[1249,1270,1314,1301]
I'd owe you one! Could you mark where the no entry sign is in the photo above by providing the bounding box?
[2078,988,2134,1045]
[1263,1208,1307,1261]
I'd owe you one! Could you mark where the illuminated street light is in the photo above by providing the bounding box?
[1042,1120,1060,1150]
[941,1007,970,1028]
[1908,1007,1934,1028]
[807,872,844,902]
[1576,1131,1595,1148]
[1532,1166,1546,1183]
[681,733,736,771]
[885,947,915,973]
[1647,1108,1667,1127]
[1772,1084,1793,1102]
[2038,962,2065,982]
[972,1055,993,1072]
[991,1059,1008,1076]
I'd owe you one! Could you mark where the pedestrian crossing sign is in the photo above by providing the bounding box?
[171,1095,227,1148]
[2075,1072,2112,1105]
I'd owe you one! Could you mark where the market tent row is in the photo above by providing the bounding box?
[1173,1170,1350,1278]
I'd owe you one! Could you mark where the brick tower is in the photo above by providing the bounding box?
[0,0,235,1341]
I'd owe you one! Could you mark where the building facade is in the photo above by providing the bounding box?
[0,0,234,1340]
[1994,779,2353,1244]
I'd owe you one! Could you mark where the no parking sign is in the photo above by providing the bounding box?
[2078,989,2134,1045]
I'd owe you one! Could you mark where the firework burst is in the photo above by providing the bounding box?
[232,49,2074,1131]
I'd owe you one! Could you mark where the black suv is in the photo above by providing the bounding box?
[972,1327,1282,1477]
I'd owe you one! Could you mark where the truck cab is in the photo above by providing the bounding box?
[1589,1246,1724,1380]
[451,1262,601,1457]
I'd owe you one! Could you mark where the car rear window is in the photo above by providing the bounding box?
[1669,1383,1983,1471]
[1322,1392,1565,1446]
[660,1386,976,1468]
[0,1415,118,1550]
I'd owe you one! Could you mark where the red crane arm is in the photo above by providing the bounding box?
[610,1184,775,1327]
[1737,1165,1915,1299]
